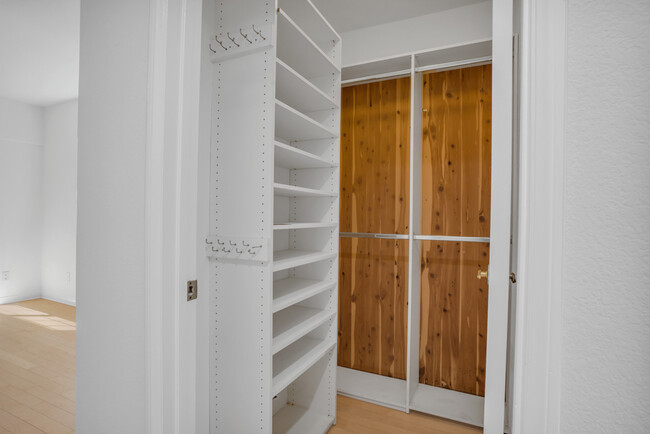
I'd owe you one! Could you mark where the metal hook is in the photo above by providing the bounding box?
[229,240,237,246]
[227,32,240,47]
[208,44,216,54]
[236,248,244,254]
[248,249,257,255]
[205,238,213,244]
[251,245,262,249]
[222,247,231,253]
[252,25,265,40]
[239,28,252,44]
[211,246,219,252]
[242,241,250,247]
[217,239,224,245]
[215,35,228,51]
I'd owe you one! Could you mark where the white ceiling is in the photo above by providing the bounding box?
[0,0,79,107]
[311,0,487,33]
[0,0,484,107]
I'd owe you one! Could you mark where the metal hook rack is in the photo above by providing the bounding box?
[215,35,228,51]
[226,32,240,47]
[252,25,265,40]
[239,28,252,44]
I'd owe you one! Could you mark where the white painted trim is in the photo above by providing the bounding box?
[0,295,40,305]
[510,0,566,433]
[41,296,76,307]
[483,0,514,432]
[410,383,484,428]
[145,1,204,432]
[342,37,493,70]
[337,367,407,411]
[145,0,169,432]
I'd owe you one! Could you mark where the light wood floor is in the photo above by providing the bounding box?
[330,395,481,434]
[0,299,480,434]
[0,299,75,433]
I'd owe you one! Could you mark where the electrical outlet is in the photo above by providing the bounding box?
[1,271,9,281]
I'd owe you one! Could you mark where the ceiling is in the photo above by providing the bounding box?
[311,0,487,33]
[0,0,79,107]
[0,0,484,107]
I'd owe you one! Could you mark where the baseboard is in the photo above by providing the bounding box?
[41,295,76,307]
[0,294,40,305]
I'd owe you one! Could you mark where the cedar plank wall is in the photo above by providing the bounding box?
[419,65,492,396]
[338,77,410,379]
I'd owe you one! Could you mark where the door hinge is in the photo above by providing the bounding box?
[187,280,198,301]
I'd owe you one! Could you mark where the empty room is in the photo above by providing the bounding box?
[0,0,648,433]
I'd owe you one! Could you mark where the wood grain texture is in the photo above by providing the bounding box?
[0,299,75,433]
[419,65,492,396]
[338,238,408,379]
[338,78,411,379]
[340,78,411,235]
[328,395,481,434]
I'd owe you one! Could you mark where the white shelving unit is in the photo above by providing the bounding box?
[207,1,340,433]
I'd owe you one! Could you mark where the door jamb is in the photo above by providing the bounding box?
[510,0,566,432]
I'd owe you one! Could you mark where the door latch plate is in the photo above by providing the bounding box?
[187,280,198,301]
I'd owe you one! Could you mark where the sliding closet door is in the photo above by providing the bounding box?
[338,77,410,379]
[419,65,492,396]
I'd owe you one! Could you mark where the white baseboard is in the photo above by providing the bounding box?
[41,295,76,307]
[336,366,407,411]
[0,294,40,305]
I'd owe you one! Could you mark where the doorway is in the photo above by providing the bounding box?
[338,62,498,427]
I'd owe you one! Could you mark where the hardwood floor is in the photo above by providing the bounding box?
[0,299,75,434]
[330,395,481,434]
[0,299,480,434]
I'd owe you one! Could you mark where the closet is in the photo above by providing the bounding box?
[336,44,498,427]
[205,0,340,433]
[202,1,514,432]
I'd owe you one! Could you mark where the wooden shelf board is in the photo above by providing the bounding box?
[276,10,339,81]
[275,100,336,142]
[273,404,334,434]
[274,141,333,169]
[276,59,338,114]
[273,182,335,198]
[273,250,337,272]
[273,278,336,313]
[273,306,333,354]
[273,222,336,230]
[272,337,335,396]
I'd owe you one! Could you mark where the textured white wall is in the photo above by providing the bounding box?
[562,1,650,432]
[0,98,43,304]
[340,1,492,66]
[76,0,149,431]
[42,100,78,305]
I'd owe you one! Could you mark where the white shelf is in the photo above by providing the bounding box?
[276,10,339,81]
[274,182,335,198]
[272,337,335,396]
[273,222,336,231]
[273,404,334,434]
[276,59,338,114]
[278,0,340,47]
[273,278,336,313]
[273,250,337,272]
[274,141,333,169]
[273,306,333,354]
[275,100,336,142]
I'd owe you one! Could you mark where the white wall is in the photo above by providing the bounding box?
[0,98,43,304]
[76,0,150,431]
[42,99,78,305]
[562,1,650,432]
[340,1,492,66]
